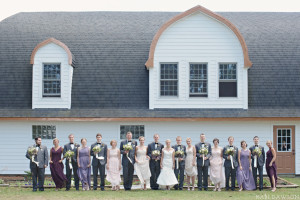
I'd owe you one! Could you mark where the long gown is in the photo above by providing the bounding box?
[236,149,256,190]
[156,149,178,187]
[106,148,121,187]
[185,146,197,177]
[134,146,151,187]
[266,148,277,187]
[209,147,225,188]
[77,147,91,189]
[50,147,67,189]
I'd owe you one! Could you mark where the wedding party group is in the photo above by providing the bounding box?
[26,132,278,193]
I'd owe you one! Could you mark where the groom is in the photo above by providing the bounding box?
[26,137,48,192]
[147,133,164,190]
[63,134,80,191]
[223,136,239,191]
[195,133,211,191]
[249,136,265,191]
[91,133,107,191]
[120,131,137,191]
[172,136,186,190]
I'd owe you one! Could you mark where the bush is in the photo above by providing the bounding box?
[24,171,32,181]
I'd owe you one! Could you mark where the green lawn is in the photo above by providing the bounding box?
[0,177,299,200]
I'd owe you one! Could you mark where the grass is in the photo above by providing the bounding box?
[0,177,299,200]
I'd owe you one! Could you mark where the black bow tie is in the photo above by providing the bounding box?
[36,145,40,147]
[97,143,101,145]
[128,141,132,143]
[230,146,233,147]
[255,145,258,147]
[70,143,74,145]
[178,145,181,146]
[201,143,205,144]
[155,143,158,144]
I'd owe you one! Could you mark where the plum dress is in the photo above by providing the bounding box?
[236,149,256,190]
[77,147,91,189]
[266,148,277,187]
[50,147,67,189]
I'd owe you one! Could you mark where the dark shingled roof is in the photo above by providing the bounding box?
[1,11,300,118]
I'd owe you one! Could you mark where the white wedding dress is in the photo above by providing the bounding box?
[156,149,178,187]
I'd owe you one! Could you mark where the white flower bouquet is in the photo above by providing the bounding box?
[64,150,75,169]
[225,147,235,169]
[199,147,208,166]
[252,147,262,168]
[92,145,102,160]
[28,147,39,166]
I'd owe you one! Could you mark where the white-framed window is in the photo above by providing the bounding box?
[189,63,208,97]
[32,125,56,139]
[160,63,178,96]
[43,63,61,97]
[120,125,144,140]
[219,63,237,97]
[277,128,292,152]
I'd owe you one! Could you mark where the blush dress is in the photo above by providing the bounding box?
[209,147,225,188]
[134,146,151,188]
[106,148,121,187]
[185,146,197,177]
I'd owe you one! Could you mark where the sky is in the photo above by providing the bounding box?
[1,0,300,21]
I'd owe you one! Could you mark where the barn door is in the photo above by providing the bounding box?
[273,126,295,174]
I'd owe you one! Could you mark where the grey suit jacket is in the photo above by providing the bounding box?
[195,142,211,167]
[172,144,186,166]
[147,142,164,162]
[26,144,49,169]
[223,145,239,168]
[90,142,107,166]
[63,143,80,164]
[120,140,137,165]
[249,145,265,167]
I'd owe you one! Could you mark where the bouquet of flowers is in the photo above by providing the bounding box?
[252,147,262,168]
[28,147,39,166]
[175,150,184,169]
[92,145,102,160]
[225,147,235,169]
[199,147,209,166]
[151,150,161,161]
[64,150,75,169]
[123,144,133,163]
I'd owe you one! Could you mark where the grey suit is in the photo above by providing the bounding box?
[195,142,211,190]
[249,145,265,190]
[120,140,137,190]
[223,145,238,190]
[90,142,107,190]
[26,144,49,191]
[172,144,186,190]
[63,143,80,190]
[147,142,164,190]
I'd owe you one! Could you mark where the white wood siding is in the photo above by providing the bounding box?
[149,12,248,109]
[0,120,298,174]
[32,43,73,109]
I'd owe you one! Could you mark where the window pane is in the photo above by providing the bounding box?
[43,64,61,97]
[32,125,56,139]
[120,125,145,140]
[219,64,236,80]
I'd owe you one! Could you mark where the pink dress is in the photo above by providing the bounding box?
[106,148,121,187]
[209,147,225,187]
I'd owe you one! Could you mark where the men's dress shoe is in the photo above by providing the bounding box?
[93,188,97,190]
[231,188,235,191]
[32,189,37,192]
[259,188,263,191]
[198,188,202,191]
[174,188,178,190]
[65,188,70,191]
[225,188,229,191]
[76,188,79,191]
[179,188,183,190]
[101,188,105,191]
[204,188,208,191]
[39,189,44,191]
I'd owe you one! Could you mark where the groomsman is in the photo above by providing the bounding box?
[120,131,137,191]
[63,134,80,191]
[249,136,265,191]
[26,137,49,192]
[223,136,239,191]
[147,133,164,190]
[91,133,107,191]
[172,136,186,190]
[195,133,211,191]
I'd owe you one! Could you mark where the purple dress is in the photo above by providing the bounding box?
[236,149,256,190]
[50,147,67,189]
[266,148,277,187]
[77,147,91,189]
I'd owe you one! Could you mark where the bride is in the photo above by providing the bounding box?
[157,139,178,190]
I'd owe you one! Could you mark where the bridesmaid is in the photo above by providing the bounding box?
[50,138,67,191]
[266,140,277,192]
[236,140,256,191]
[77,138,91,191]
[185,138,197,191]
[106,140,122,191]
[209,138,225,192]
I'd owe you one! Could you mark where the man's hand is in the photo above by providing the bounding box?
[44,165,47,168]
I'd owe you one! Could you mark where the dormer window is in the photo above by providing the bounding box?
[219,63,237,97]
[43,63,61,97]
[160,63,178,96]
[189,63,208,97]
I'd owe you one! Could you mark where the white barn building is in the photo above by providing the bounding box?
[0,5,299,175]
